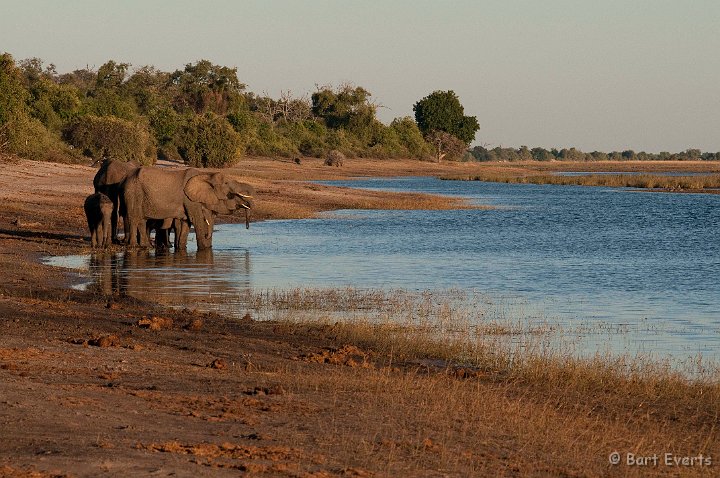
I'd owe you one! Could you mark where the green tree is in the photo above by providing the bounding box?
[531,147,554,162]
[559,147,587,161]
[176,112,243,167]
[517,145,533,161]
[0,53,73,161]
[57,68,95,95]
[413,90,479,144]
[589,151,609,161]
[0,53,30,128]
[80,60,138,120]
[170,60,246,115]
[311,84,377,142]
[148,106,181,145]
[389,117,433,159]
[95,60,129,89]
[65,114,155,164]
[124,66,171,114]
[19,58,81,132]
[469,146,492,162]
[621,150,636,161]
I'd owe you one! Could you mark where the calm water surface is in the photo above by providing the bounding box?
[47,178,720,364]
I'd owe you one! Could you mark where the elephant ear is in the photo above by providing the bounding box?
[207,173,232,198]
[185,175,223,207]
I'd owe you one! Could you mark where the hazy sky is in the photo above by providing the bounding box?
[2,0,719,152]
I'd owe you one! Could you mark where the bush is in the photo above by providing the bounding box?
[390,117,434,159]
[26,79,81,132]
[65,114,155,164]
[5,113,79,162]
[148,106,180,145]
[176,112,242,167]
[157,144,183,163]
[244,119,297,157]
[83,88,138,120]
[325,129,356,157]
[277,120,327,157]
[325,149,345,167]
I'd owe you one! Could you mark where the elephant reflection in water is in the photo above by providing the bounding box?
[88,252,123,296]
[87,248,252,309]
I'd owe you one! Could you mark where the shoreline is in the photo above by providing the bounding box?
[1,156,719,477]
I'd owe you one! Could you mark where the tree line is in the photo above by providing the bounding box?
[469,145,720,162]
[2,52,715,167]
[0,53,479,166]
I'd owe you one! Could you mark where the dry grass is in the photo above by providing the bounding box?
[500,160,720,173]
[231,157,720,183]
[254,287,720,385]
[446,171,720,191]
[260,287,720,476]
[280,358,719,476]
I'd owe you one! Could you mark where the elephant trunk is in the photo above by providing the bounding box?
[245,208,249,229]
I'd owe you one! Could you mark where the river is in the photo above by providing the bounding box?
[46,177,720,366]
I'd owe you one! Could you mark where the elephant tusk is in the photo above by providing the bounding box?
[240,204,250,209]
[205,218,210,226]
[234,192,253,199]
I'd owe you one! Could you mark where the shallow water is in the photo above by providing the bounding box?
[46,177,720,365]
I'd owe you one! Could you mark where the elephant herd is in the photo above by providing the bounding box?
[84,159,254,251]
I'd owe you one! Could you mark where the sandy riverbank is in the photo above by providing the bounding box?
[1,156,718,477]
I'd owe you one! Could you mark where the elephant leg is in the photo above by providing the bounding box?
[126,218,143,247]
[102,209,113,248]
[86,217,94,247]
[139,219,151,247]
[155,228,171,252]
[105,227,112,248]
[111,200,119,243]
[98,222,106,249]
[146,222,155,247]
[91,224,99,248]
[173,218,189,250]
[126,220,137,247]
[121,214,131,245]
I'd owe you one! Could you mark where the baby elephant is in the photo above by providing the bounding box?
[84,193,113,248]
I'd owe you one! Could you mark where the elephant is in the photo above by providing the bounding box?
[93,159,140,243]
[121,167,254,250]
[146,216,197,252]
[84,192,113,248]
[172,217,191,251]
[145,218,172,251]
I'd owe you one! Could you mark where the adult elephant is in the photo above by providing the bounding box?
[121,167,253,250]
[93,159,140,243]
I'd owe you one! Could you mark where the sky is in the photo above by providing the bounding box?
[2,0,719,152]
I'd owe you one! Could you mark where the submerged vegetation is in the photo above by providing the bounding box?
[233,286,720,457]
[233,288,720,379]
